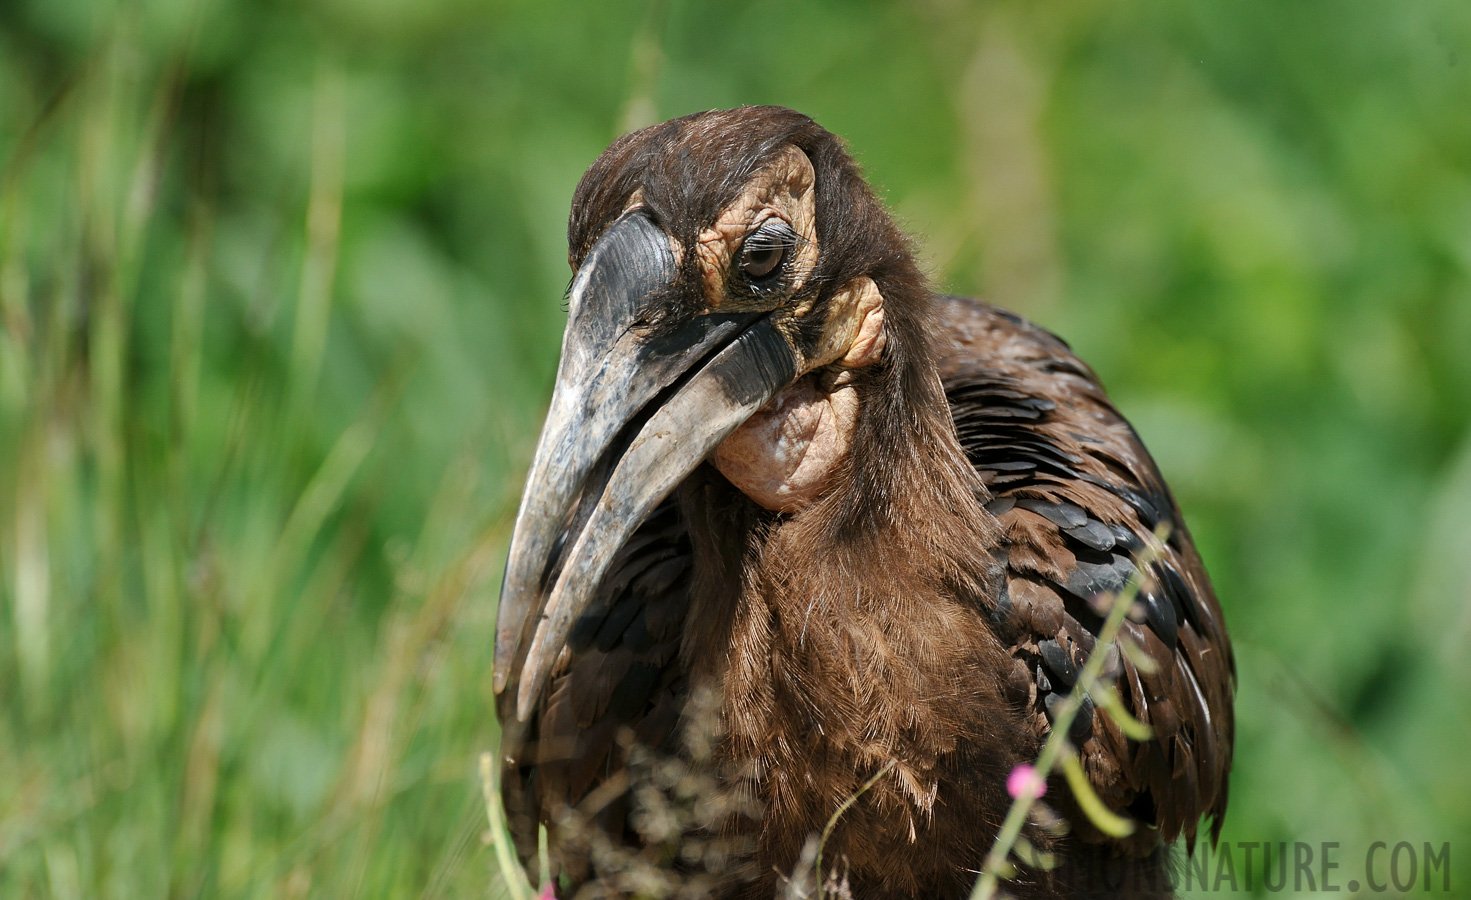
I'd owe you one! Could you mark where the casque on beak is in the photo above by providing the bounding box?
[493,209,800,721]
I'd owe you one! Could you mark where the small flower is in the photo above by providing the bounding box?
[1007,764,1046,801]
[537,884,556,900]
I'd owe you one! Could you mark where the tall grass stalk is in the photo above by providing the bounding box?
[0,20,511,896]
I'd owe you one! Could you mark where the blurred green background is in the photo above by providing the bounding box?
[2,0,1469,896]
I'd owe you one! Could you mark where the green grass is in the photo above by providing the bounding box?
[0,24,521,899]
[3,1,1471,896]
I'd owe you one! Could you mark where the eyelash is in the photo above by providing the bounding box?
[744,232,789,254]
[740,222,798,282]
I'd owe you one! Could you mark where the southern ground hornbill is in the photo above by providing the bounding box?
[494,107,1234,899]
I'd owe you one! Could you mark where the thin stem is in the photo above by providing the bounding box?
[482,751,536,900]
[815,759,897,892]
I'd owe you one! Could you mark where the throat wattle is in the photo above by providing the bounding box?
[710,373,859,513]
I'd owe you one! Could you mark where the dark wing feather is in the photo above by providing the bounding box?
[500,501,693,879]
[933,294,1235,853]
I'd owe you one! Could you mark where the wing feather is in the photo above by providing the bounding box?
[934,294,1235,853]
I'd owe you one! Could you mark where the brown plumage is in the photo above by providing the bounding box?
[495,107,1234,899]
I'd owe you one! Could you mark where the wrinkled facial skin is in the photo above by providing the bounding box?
[690,145,821,310]
[588,143,890,514]
[712,277,886,513]
[610,144,888,514]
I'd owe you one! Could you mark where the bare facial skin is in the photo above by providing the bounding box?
[713,276,887,513]
[582,145,884,514]
[680,145,887,514]
[712,373,858,513]
[693,145,820,310]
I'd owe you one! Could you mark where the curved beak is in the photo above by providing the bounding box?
[494,210,799,722]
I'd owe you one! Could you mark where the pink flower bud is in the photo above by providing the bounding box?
[1007,764,1045,800]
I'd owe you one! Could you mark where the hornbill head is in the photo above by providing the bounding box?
[495,107,919,721]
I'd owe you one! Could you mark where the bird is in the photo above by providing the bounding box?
[493,106,1234,900]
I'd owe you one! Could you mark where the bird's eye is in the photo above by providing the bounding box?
[739,220,797,283]
[742,245,784,279]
